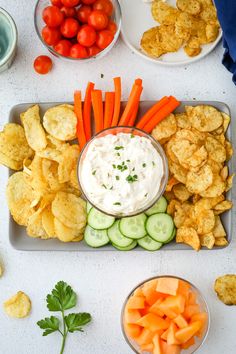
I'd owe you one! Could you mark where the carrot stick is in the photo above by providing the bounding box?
[135,78,143,86]
[91,89,104,133]
[142,96,180,133]
[104,92,115,129]
[127,104,140,126]
[136,96,170,129]
[74,90,87,150]
[111,77,121,126]
[119,83,143,126]
[83,82,95,141]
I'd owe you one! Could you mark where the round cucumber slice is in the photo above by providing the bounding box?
[138,236,163,251]
[164,227,176,244]
[145,196,168,216]
[84,225,109,248]
[86,202,93,214]
[88,208,115,230]
[108,220,133,248]
[119,214,147,239]
[112,240,137,251]
[146,213,174,243]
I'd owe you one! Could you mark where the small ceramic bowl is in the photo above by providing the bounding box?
[0,8,17,73]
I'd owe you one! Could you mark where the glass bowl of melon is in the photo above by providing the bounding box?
[121,276,210,354]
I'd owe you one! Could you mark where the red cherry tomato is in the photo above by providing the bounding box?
[93,0,113,16]
[42,26,61,45]
[61,0,80,7]
[77,5,92,23]
[51,0,63,8]
[77,25,96,47]
[107,20,117,34]
[81,0,96,4]
[42,6,64,27]
[60,18,80,38]
[96,29,114,49]
[61,6,77,17]
[54,39,72,56]
[88,10,108,30]
[70,43,88,58]
[87,45,101,56]
[34,55,53,75]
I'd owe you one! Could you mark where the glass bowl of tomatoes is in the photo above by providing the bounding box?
[34,0,121,61]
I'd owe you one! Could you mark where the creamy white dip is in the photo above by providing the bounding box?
[80,133,164,214]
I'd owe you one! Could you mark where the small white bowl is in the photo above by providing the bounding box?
[0,8,17,73]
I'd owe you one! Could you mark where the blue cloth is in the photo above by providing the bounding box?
[215,0,236,84]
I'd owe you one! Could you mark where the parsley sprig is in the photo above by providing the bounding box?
[37,281,91,354]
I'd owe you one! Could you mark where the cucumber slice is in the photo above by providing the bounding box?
[86,202,93,214]
[112,240,137,251]
[88,208,115,230]
[119,214,147,239]
[84,225,109,248]
[108,220,133,248]
[145,196,168,216]
[138,236,163,251]
[146,213,174,243]
[164,227,176,244]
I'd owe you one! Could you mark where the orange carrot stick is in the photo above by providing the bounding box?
[119,83,143,126]
[111,77,121,126]
[104,92,115,129]
[74,90,87,150]
[136,96,170,129]
[142,96,180,133]
[83,81,95,141]
[91,89,104,133]
[135,78,143,86]
[127,104,140,126]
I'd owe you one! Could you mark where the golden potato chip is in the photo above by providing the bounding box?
[214,237,228,247]
[20,105,47,152]
[58,145,80,184]
[176,0,201,15]
[176,227,200,251]
[0,123,33,170]
[173,184,191,202]
[225,174,234,192]
[42,206,56,238]
[175,128,204,145]
[185,145,208,170]
[54,218,82,242]
[37,147,62,162]
[214,200,233,214]
[26,209,48,239]
[186,105,223,132]
[213,216,226,238]
[52,192,86,230]
[152,0,180,25]
[196,209,215,234]
[205,23,219,43]
[72,234,84,242]
[152,113,177,141]
[221,112,230,133]
[165,139,180,163]
[225,140,233,160]
[164,190,175,202]
[207,158,223,174]
[43,105,77,141]
[140,27,165,58]
[220,166,228,181]
[194,195,224,211]
[27,156,48,196]
[175,113,191,129]
[41,159,64,192]
[214,275,236,305]
[184,37,202,57]
[200,175,225,198]
[166,177,179,192]
[4,291,31,318]
[167,199,181,216]
[175,12,192,40]
[158,25,183,52]
[171,139,198,168]
[186,164,213,194]
[205,136,226,163]
[168,159,188,184]
[200,3,218,23]
[200,232,215,249]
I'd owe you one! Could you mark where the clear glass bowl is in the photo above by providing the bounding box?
[78,126,169,218]
[121,275,210,354]
[34,0,121,62]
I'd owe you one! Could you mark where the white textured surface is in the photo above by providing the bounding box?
[0,1,236,354]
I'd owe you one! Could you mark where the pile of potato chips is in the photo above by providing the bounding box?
[0,104,86,242]
[152,105,234,250]
[141,0,220,58]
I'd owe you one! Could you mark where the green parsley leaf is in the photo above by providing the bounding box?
[92,170,96,175]
[112,164,116,169]
[47,281,77,312]
[116,152,120,156]
[142,163,146,168]
[37,316,60,337]
[130,134,135,138]
[114,146,124,150]
[115,176,120,180]
[65,313,91,333]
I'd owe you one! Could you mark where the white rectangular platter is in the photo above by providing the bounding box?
[8,100,233,251]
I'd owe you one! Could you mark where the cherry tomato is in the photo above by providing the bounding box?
[107,20,117,34]
[42,26,61,45]
[60,18,80,38]
[87,45,100,56]
[61,0,80,7]
[61,6,77,17]
[77,5,92,23]
[42,6,64,27]
[70,43,88,58]
[93,0,113,16]
[88,10,108,30]
[96,29,113,49]
[54,39,72,56]
[34,55,53,75]
[51,0,63,8]
[77,25,96,47]
[81,0,96,4]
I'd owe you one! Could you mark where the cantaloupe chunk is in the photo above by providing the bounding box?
[149,298,165,317]
[161,295,185,315]
[177,280,191,300]
[136,313,170,332]
[173,314,188,329]
[124,308,141,323]
[153,334,162,354]
[134,287,144,297]
[140,307,149,317]
[156,278,179,296]
[127,296,146,310]
[143,280,164,306]
[187,291,197,305]
[136,328,155,346]
[124,323,142,339]
[183,304,200,320]
[161,328,169,341]
[181,336,195,349]
[141,343,154,352]
[175,321,202,343]
[165,343,181,354]
[167,322,181,346]
[191,312,208,338]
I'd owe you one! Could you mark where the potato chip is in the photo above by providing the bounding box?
[152,113,177,141]
[214,200,233,214]
[200,175,225,198]
[175,12,192,40]
[166,177,179,192]
[214,274,236,305]
[220,166,228,181]
[20,105,47,152]
[140,27,165,58]
[225,140,233,160]
[171,139,198,168]
[184,37,202,57]
[214,237,228,247]
[205,136,226,163]
[167,199,181,216]
[175,128,204,145]
[205,23,219,43]
[213,216,226,238]
[0,152,22,171]
[176,0,201,15]
[42,206,56,238]
[168,159,188,184]
[185,145,208,170]
[158,25,183,52]
[196,208,215,234]
[175,113,191,129]
[26,208,48,239]
[173,184,191,202]
[164,190,175,202]
[194,195,224,211]
[72,234,84,242]
[43,105,77,141]
[4,291,31,318]
[54,218,83,242]
[207,158,223,174]
[58,145,80,184]
[225,174,234,192]
[152,0,180,25]
[186,164,213,194]
[200,232,215,249]
[187,105,223,132]
[41,158,64,192]
[176,227,200,251]
[221,112,230,133]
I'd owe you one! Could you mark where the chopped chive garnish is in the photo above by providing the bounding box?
[102,184,107,189]
[144,193,148,197]
[113,202,121,206]
[152,161,156,166]
[110,186,113,190]
[142,163,146,168]
[115,176,120,180]
[130,134,135,138]
[117,164,127,172]
[116,153,120,156]
[126,159,130,162]
[132,167,135,171]
[126,174,138,183]
[112,164,116,169]
[114,146,124,150]
[92,170,96,175]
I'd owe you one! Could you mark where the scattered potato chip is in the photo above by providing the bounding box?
[186,164,213,194]
[214,200,233,214]
[205,136,226,163]
[141,27,165,58]
[184,36,202,57]
[200,232,215,249]
[225,140,233,160]
[196,209,215,234]
[27,208,48,239]
[152,0,180,25]
[221,112,230,133]
[200,175,225,198]
[213,216,226,238]
[175,113,191,129]
[54,218,83,242]
[58,145,80,184]
[187,105,223,132]
[42,206,56,238]
[176,227,200,251]
[4,291,31,318]
[43,105,77,141]
[152,113,177,141]
[20,105,47,152]
[214,275,236,305]
[173,184,191,202]
[177,0,201,15]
